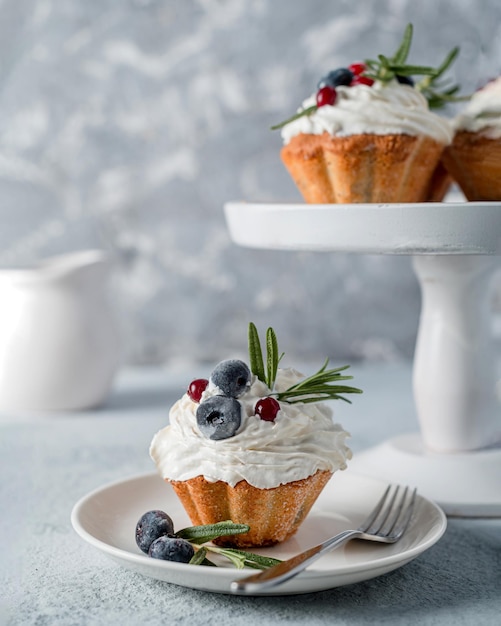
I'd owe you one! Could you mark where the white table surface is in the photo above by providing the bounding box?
[1,362,500,625]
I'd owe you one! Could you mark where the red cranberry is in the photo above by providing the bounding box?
[187,379,209,403]
[316,85,337,107]
[348,62,367,76]
[351,75,374,87]
[255,397,281,422]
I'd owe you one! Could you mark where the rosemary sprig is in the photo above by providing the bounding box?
[273,359,363,404]
[176,520,282,569]
[248,323,362,403]
[271,22,466,129]
[364,23,466,108]
[248,322,284,388]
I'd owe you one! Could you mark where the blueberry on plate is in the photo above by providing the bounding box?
[136,510,175,554]
[196,395,242,440]
[148,536,195,563]
[210,359,251,398]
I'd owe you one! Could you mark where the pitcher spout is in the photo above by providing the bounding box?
[41,249,112,279]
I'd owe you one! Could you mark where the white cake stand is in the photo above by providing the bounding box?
[224,201,501,517]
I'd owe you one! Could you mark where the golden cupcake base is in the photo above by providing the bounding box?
[441,131,501,201]
[169,470,332,548]
[280,132,446,204]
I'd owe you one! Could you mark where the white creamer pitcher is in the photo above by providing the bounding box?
[0,250,121,411]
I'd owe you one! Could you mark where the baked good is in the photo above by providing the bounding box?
[274,25,458,204]
[150,324,361,548]
[280,122,449,204]
[441,77,501,201]
[425,160,454,203]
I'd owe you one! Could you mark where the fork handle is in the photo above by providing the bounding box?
[230,529,362,594]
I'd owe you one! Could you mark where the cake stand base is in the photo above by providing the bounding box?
[349,433,501,517]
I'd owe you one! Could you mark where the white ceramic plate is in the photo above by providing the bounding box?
[71,471,447,596]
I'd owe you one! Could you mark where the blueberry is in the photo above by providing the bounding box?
[135,510,175,554]
[210,359,251,398]
[317,68,354,90]
[148,536,195,563]
[196,395,242,440]
[396,74,414,86]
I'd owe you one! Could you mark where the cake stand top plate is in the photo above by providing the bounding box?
[224,202,501,255]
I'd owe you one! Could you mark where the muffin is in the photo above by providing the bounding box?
[425,160,454,203]
[441,77,501,201]
[150,324,361,548]
[274,26,457,204]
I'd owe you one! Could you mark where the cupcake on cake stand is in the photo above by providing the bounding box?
[224,201,501,517]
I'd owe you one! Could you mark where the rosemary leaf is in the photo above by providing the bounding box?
[278,391,362,404]
[189,546,209,565]
[176,521,250,544]
[248,322,265,383]
[207,547,246,569]
[393,23,413,64]
[270,105,317,131]
[435,46,460,77]
[207,546,282,570]
[378,53,391,69]
[221,548,282,569]
[266,327,279,389]
[388,64,439,76]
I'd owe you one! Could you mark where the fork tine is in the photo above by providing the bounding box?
[391,487,417,539]
[361,485,417,539]
[363,485,401,535]
[375,486,417,539]
[377,486,409,536]
[359,485,392,533]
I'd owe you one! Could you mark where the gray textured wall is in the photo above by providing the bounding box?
[0,0,500,365]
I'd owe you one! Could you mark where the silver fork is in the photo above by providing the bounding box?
[230,484,417,594]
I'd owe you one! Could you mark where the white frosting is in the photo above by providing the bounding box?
[281,80,452,145]
[453,77,501,138]
[150,368,352,489]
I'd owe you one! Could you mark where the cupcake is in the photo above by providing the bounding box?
[274,24,458,204]
[441,77,501,201]
[150,324,361,548]
[425,160,454,203]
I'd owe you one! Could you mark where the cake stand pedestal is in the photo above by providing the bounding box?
[224,201,501,517]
